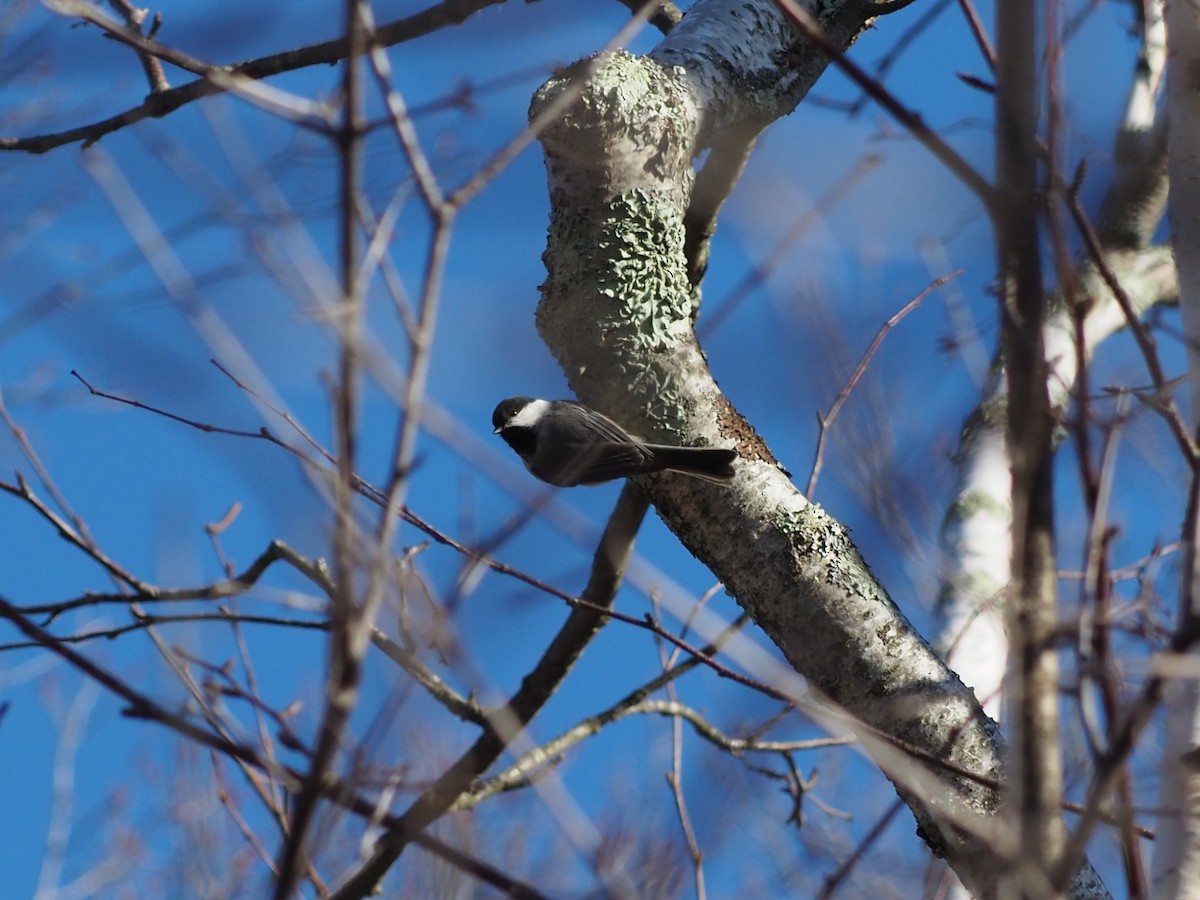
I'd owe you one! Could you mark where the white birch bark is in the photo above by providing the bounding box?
[940,252,1175,702]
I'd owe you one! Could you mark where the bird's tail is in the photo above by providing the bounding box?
[645,445,737,482]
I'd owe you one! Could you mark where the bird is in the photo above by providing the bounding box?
[492,397,737,487]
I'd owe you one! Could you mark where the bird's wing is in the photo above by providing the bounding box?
[567,402,642,442]
[557,403,656,483]
[561,440,652,484]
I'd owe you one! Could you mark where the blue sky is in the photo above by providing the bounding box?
[0,1,1180,896]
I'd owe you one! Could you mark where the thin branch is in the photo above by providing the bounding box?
[465,701,851,808]
[774,0,997,212]
[102,0,169,92]
[818,799,905,899]
[212,748,282,879]
[0,611,327,650]
[955,0,996,70]
[807,272,956,496]
[2,0,509,153]
[0,475,149,594]
[1065,179,1198,466]
[72,370,269,441]
[0,387,106,558]
[996,0,1064,886]
[368,626,485,724]
[0,594,298,776]
[11,538,328,619]
[666,694,706,900]
[45,0,211,77]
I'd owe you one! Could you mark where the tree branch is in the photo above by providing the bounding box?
[2,0,509,153]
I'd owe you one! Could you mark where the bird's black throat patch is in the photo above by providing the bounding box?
[500,426,537,460]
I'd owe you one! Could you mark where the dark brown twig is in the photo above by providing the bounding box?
[1064,181,1198,466]
[955,0,996,70]
[819,799,904,899]
[774,0,996,212]
[847,0,954,116]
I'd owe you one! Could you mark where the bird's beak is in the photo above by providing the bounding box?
[492,427,502,434]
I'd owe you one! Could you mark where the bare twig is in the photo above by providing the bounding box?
[212,749,281,879]
[0,610,327,650]
[466,698,851,807]
[774,0,996,211]
[0,475,149,594]
[0,387,106,558]
[1065,180,1197,465]
[46,0,209,77]
[955,0,996,70]
[806,273,956,496]
[3,0,511,153]
[819,799,905,899]
[667,708,706,900]
[103,0,170,92]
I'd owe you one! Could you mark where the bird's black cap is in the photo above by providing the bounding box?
[492,397,534,432]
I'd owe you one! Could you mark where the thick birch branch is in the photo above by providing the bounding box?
[529,0,1106,895]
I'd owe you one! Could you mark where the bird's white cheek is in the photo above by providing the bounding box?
[508,399,551,429]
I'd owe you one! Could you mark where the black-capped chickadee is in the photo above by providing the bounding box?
[492,397,737,487]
